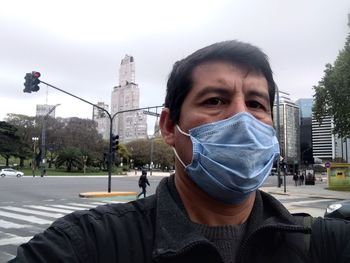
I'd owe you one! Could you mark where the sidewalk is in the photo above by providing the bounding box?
[126,171,172,177]
[261,183,350,200]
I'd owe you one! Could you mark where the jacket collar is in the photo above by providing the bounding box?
[152,175,309,261]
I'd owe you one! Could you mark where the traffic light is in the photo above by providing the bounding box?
[112,134,119,153]
[23,71,41,93]
[23,73,32,93]
[30,71,41,92]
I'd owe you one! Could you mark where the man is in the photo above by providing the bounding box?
[137,169,150,199]
[11,40,350,262]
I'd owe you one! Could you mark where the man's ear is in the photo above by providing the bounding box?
[159,108,175,147]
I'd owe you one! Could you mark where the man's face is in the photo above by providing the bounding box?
[175,61,273,165]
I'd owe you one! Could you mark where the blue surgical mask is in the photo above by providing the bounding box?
[174,112,280,204]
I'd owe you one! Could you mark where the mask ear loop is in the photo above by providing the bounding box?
[172,147,187,168]
[173,125,190,168]
[176,124,190,137]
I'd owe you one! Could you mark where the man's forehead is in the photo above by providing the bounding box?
[191,60,263,77]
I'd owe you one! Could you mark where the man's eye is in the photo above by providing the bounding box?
[247,100,265,109]
[205,98,224,106]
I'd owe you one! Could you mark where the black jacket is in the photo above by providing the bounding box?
[138,174,150,188]
[10,175,350,263]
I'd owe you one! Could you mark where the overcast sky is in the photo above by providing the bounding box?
[1,0,349,133]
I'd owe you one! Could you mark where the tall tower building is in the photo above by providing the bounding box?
[111,55,147,143]
[92,102,110,140]
[273,91,300,172]
[311,115,350,163]
[311,115,334,161]
[295,98,313,166]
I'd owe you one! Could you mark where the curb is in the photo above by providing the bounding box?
[79,191,137,198]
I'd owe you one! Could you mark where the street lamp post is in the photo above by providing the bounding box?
[32,137,39,177]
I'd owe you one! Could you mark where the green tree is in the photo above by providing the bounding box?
[6,114,39,167]
[313,25,350,138]
[126,137,174,170]
[116,144,130,165]
[55,146,83,172]
[0,121,24,166]
[153,138,174,170]
[126,139,150,168]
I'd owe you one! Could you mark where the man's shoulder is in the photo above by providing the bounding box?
[52,196,157,231]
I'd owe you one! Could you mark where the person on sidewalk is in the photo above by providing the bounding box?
[299,172,305,185]
[293,172,299,186]
[136,169,150,199]
[10,40,350,263]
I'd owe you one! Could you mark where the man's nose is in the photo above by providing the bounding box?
[228,97,247,117]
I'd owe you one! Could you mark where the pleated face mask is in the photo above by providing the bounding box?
[174,112,280,204]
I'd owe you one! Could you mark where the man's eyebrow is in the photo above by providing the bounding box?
[246,89,270,103]
[194,86,232,99]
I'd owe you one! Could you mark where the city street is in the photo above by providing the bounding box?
[0,173,347,262]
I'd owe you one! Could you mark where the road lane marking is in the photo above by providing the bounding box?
[48,205,87,211]
[67,203,97,208]
[0,211,51,225]
[0,219,31,229]
[23,205,73,214]
[0,207,64,218]
[0,235,32,246]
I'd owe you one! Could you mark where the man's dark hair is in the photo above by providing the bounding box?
[165,40,276,123]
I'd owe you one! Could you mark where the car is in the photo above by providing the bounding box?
[0,168,24,177]
[324,200,350,220]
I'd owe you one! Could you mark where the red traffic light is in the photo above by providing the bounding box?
[32,71,41,78]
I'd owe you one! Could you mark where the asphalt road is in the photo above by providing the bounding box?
[0,174,291,204]
[0,175,163,204]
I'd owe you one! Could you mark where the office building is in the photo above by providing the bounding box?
[273,91,300,171]
[36,104,56,118]
[92,102,110,140]
[295,98,313,166]
[312,115,350,163]
[111,55,147,143]
[311,115,335,161]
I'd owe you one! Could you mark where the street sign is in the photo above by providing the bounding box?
[143,110,160,117]
[325,161,331,168]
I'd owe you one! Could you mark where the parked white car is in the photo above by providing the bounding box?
[0,168,24,177]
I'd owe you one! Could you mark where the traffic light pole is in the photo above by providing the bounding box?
[107,106,162,192]
[38,80,163,192]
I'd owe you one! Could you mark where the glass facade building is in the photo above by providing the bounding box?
[295,98,314,166]
[273,91,300,171]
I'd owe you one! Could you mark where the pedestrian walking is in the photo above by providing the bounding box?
[300,173,305,185]
[293,173,299,186]
[136,170,150,199]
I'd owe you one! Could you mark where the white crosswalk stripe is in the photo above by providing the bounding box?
[67,203,98,208]
[0,219,31,229]
[23,205,73,214]
[48,204,88,211]
[0,210,52,225]
[0,199,129,261]
[0,206,64,218]
[0,236,32,246]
